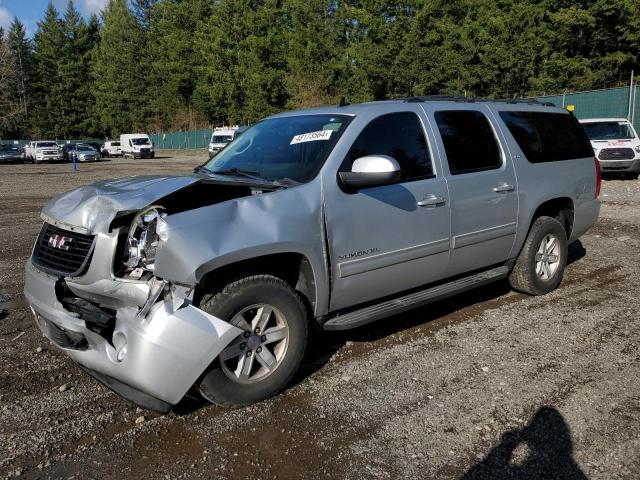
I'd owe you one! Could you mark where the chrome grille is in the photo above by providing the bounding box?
[598,148,635,160]
[32,223,95,277]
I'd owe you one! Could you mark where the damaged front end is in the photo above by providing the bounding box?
[24,176,250,411]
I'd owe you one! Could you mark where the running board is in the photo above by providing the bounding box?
[322,265,510,331]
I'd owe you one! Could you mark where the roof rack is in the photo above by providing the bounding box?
[403,95,548,106]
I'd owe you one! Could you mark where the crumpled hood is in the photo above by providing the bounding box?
[42,175,199,234]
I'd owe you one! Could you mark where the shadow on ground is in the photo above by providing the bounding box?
[462,406,587,480]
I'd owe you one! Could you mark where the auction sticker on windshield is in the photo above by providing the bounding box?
[290,130,333,145]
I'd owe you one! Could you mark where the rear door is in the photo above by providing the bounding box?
[427,106,519,276]
[324,109,451,310]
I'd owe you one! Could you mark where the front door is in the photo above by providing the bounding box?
[324,110,451,311]
[429,106,518,276]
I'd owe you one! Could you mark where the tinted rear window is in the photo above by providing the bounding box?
[499,111,593,163]
[434,110,502,175]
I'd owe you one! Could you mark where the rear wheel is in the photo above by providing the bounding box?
[198,275,308,407]
[509,216,568,295]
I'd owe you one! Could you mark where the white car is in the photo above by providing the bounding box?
[580,118,640,179]
[100,140,122,158]
[208,126,247,159]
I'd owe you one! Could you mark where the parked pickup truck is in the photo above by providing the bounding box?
[25,97,600,412]
[580,118,640,180]
[25,140,63,163]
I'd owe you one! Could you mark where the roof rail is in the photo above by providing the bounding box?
[404,95,469,103]
[403,95,548,106]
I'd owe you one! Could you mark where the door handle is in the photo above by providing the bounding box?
[493,183,515,193]
[417,194,447,207]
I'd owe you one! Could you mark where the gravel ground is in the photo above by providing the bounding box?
[1,154,639,479]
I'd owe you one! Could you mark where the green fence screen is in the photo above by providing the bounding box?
[149,129,212,150]
[535,85,640,132]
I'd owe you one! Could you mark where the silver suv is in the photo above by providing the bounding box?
[24,97,600,411]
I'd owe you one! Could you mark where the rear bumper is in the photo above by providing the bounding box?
[598,158,640,173]
[24,260,242,409]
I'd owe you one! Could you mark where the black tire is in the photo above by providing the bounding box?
[197,275,308,407]
[101,151,109,159]
[509,216,568,295]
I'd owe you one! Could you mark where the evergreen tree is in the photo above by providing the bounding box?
[194,0,289,125]
[130,0,157,29]
[147,0,209,131]
[57,1,97,138]
[284,0,347,109]
[32,2,65,137]
[92,0,147,137]
[6,19,35,137]
[0,29,22,132]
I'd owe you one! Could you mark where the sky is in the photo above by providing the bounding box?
[0,0,108,36]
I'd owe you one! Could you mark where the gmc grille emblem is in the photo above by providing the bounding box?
[48,234,73,251]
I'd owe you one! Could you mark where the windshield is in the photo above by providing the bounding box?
[203,114,351,183]
[36,142,58,148]
[131,138,150,145]
[212,135,233,144]
[582,122,636,141]
[77,145,93,151]
[0,145,18,152]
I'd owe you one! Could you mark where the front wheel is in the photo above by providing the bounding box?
[198,275,308,407]
[509,216,568,295]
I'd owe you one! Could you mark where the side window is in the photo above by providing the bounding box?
[434,110,502,175]
[499,111,594,163]
[344,112,433,181]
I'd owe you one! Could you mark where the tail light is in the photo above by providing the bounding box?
[594,156,601,198]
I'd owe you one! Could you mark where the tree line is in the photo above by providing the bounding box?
[0,0,639,140]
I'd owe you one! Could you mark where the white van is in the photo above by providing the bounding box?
[580,118,640,179]
[208,126,247,159]
[120,134,155,159]
[101,140,122,158]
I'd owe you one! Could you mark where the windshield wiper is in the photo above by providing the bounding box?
[193,164,210,173]
[211,168,263,181]
[271,177,301,187]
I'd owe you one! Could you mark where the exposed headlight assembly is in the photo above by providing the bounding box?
[124,206,164,271]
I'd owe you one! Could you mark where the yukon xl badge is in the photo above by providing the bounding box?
[338,248,380,261]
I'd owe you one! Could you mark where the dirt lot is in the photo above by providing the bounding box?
[1,153,639,479]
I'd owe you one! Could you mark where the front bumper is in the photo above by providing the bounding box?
[36,155,64,162]
[597,157,640,173]
[24,260,242,410]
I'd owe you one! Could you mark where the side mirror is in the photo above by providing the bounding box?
[339,155,401,189]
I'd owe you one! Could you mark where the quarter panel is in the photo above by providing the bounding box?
[488,104,598,253]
